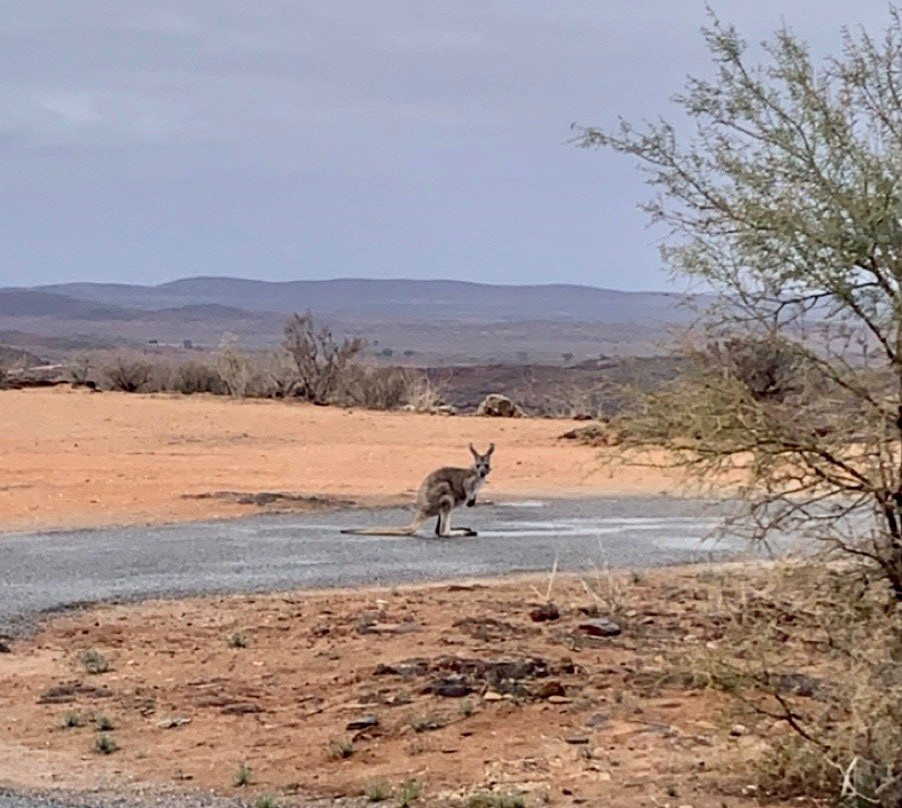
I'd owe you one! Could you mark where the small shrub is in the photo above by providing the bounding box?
[366,780,390,802]
[92,714,115,731]
[102,354,152,392]
[173,360,225,395]
[234,761,254,787]
[397,778,421,807]
[215,333,253,398]
[93,733,118,755]
[61,711,84,729]
[227,631,247,649]
[328,737,355,759]
[255,794,277,808]
[79,648,110,675]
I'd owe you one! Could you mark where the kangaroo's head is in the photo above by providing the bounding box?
[468,443,495,480]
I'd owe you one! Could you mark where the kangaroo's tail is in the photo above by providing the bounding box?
[340,525,418,536]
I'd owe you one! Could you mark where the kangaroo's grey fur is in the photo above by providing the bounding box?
[340,443,494,537]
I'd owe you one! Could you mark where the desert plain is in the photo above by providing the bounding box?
[0,387,799,807]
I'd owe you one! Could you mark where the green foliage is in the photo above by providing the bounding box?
[578,8,902,601]
[578,9,902,805]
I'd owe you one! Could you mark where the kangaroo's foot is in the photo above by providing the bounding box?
[443,527,477,537]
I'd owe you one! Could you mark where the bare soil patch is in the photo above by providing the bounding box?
[0,387,688,534]
[0,567,795,807]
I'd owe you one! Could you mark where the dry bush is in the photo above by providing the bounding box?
[172,360,226,395]
[214,333,253,398]
[686,563,900,806]
[282,311,365,403]
[64,354,94,386]
[101,354,153,392]
[333,365,440,410]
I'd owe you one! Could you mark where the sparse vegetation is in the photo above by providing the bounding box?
[328,737,355,759]
[61,711,84,729]
[366,780,391,802]
[92,713,115,731]
[254,794,277,808]
[102,354,152,393]
[215,333,254,398]
[397,778,421,807]
[226,631,247,649]
[93,733,118,755]
[233,761,254,787]
[79,648,110,675]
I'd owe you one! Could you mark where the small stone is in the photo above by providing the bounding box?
[529,602,560,622]
[0,640,12,653]
[547,695,572,704]
[565,736,590,745]
[346,714,380,731]
[483,691,503,701]
[534,680,565,699]
[432,678,473,698]
[730,724,748,737]
[157,716,191,729]
[577,617,622,637]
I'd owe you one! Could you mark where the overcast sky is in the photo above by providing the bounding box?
[0,2,894,291]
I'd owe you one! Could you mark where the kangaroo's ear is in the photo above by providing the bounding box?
[469,442,478,457]
[486,443,495,456]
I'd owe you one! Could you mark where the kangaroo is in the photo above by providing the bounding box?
[341,443,494,538]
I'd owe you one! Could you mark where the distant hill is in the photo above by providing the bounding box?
[0,277,702,362]
[31,277,698,324]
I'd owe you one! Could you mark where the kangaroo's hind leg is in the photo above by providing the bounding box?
[435,498,477,538]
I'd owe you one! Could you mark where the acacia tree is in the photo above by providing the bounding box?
[577,9,902,600]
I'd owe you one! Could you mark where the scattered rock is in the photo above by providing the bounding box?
[346,714,380,731]
[577,617,622,637]
[547,695,572,704]
[773,672,822,697]
[730,724,748,737]
[38,681,113,704]
[534,680,566,699]
[529,602,560,622]
[564,736,590,745]
[584,712,610,728]
[432,677,473,698]
[373,659,429,677]
[220,702,263,715]
[0,639,12,653]
[475,394,525,418]
[157,716,192,728]
[483,691,503,701]
[559,423,622,446]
